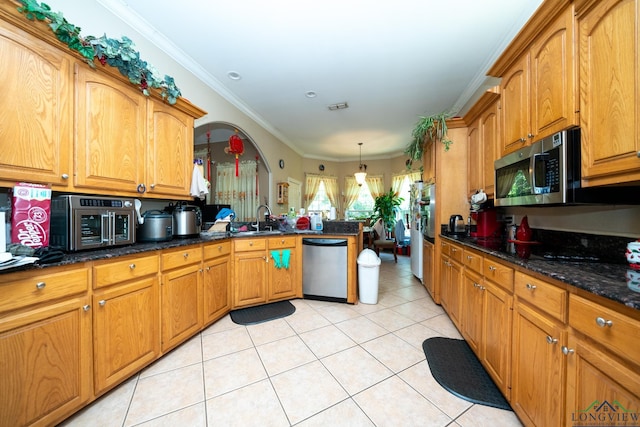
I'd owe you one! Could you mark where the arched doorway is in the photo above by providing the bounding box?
[193,122,271,221]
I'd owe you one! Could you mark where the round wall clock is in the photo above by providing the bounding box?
[279,159,285,169]
[319,164,325,171]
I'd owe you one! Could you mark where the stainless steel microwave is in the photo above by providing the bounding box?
[50,195,136,251]
[494,128,639,206]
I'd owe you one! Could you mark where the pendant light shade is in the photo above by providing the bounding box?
[354,143,367,186]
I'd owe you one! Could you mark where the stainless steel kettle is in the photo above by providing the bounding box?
[166,202,201,238]
[448,214,465,235]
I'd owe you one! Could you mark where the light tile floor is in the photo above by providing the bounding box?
[61,251,523,427]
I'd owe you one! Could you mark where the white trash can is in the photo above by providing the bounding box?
[357,249,381,304]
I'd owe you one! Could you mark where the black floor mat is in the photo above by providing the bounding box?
[422,337,511,411]
[230,300,296,325]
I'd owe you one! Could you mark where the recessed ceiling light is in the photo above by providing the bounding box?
[305,91,317,98]
[227,71,241,80]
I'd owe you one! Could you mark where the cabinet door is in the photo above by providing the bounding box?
[482,280,512,400]
[146,99,194,197]
[480,100,499,198]
[233,251,268,308]
[75,65,146,194]
[439,255,452,313]
[467,118,482,196]
[0,20,72,188]
[461,269,483,355]
[565,334,640,426]
[268,247,298,301]
[500,53,531,156]
[578,0,640,185]
[0,297,91,427]
[530,6,577,140]
[422,240,435,300]
[93,277,159,394]
[203,255,231,325]
[161,263,203,352]
[512,301,566,427]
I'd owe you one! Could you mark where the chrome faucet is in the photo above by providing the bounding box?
[252,204,273,230]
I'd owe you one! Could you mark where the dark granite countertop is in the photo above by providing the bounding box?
[440,235,640,311]
[1,222,360,275]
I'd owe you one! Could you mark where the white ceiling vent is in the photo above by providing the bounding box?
[328,102,349,111]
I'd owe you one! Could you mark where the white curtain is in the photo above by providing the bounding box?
[366,175,385,199]
[303,174,323,210]
[214,160,258,221]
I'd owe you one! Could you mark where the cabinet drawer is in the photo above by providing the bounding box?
[268,236,297,249]
[515,272,567,322]
[569,294,640,366]
[449,244,464,264]
[161,246,202,270]
[440,240,450,257]
[234,238,267,252]
[203,241,231,259]
[94,254,159,288]
[0,266,89,313]
[463,249,483,274]
[483,258,514,292]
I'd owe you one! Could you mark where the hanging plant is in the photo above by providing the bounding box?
[404,112,453,161]
[16,0,181,104]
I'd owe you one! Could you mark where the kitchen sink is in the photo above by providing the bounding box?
[234,230,283,236]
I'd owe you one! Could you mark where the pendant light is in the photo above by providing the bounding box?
[354,142,367,186]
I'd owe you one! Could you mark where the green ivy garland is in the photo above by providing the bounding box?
[16,0,181,104]
[404,112,453,162]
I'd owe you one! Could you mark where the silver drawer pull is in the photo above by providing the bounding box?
[526,283,537,290]
[83,304,91,312]
[129,263,136,270]
[35,282,46,290]
[488,266,496,272]
[546,335,558,345]
[562,346,574,355]
[99,300,106,307]
[595,317,613,328]
[467,255,472,260]
[183,253,189,258]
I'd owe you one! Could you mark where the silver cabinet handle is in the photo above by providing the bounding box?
[595,317,613,328]
[83,304,91,312]
[527,133,534,138]
[183,253,189,259]
[636,151,640,158]
[99,300,106,307]
[451,248,457,253]
[520,137,527,143]
[526,283,537,290]
[546,335,558,344]
[467,255,472,260]
[562,346,574,355]
[35,282,46,290]
[263,256,268,262]
[199,269,203,273]
[137,183,146,193]
[218,245,223,251]
[61,173,69,179]
[206,266,211,271]
[129,263,136,270]
[479,285,486,291]
[488,266,496,272]
[150,183,156,189]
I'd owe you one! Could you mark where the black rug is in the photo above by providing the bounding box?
[230,300,296,325]
[422,337,511,411]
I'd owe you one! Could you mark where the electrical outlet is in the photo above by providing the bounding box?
[502,215,514,224]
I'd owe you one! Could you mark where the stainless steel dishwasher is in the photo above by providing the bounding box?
[302,238,348,302]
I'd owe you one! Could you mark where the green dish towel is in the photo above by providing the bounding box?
[271,250,281,268]
[281,249,290,269]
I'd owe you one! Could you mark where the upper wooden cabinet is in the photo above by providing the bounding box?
[489,2,577,156]
[0,6,206,197]
[0,19,73,189]
[576,0,640,185]
[465,91,500,198]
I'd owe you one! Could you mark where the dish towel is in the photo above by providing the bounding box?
[270,250,290,269]
[190,163,209,200]
[271,250,281,268]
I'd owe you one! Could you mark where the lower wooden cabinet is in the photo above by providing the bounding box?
[439,246,463,329]
[160,246,203,352]
[203,242,231,325]
[512,299,566,427]
[93,277,159,394]
[0,296,92,427]
[422,239,435,300]
[267,236,300,301]
[482,280,513,399]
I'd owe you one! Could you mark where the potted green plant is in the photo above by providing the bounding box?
[370,188,404,235]
[405,112,453,162]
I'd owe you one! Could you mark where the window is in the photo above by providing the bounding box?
[307,181,332,213]
[398,176,412,222]
[346,182,375,220]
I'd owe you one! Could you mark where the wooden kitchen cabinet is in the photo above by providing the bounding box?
[465,92,499,198]
[203,241,231,325]
[461,268,484,354]
[233,238,269,308]
[0,266,91,427]
[0,19,73,189]
[512,272,568,427]
[576,0,640,186]
[491,3,577,156]
[92,254,160,395]
[160,245,203,352]
[422,239,435,300]
[267,236,300,301]
[439,241,463,329]
[422,139,436,183]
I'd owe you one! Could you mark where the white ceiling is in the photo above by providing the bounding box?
[99,0,543,162]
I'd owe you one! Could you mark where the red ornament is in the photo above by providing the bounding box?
[225,131,244,176]
[516,215,533,241]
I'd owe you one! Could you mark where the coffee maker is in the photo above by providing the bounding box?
[469,199,500,238]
